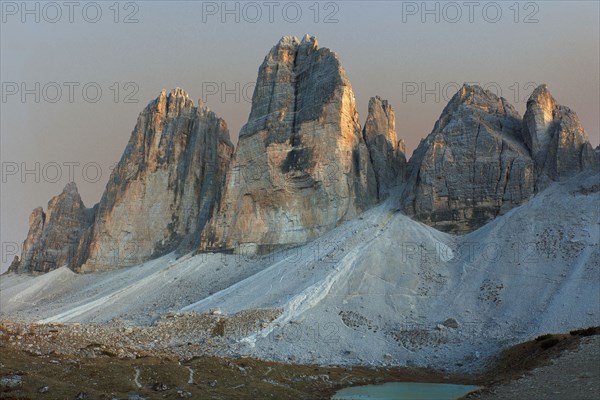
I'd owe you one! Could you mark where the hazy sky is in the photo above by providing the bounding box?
[1,1,599,271]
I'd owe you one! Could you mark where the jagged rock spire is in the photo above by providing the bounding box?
[523,84,598,183]
[79,89,234,271]
[363,96,407,198]
[11,182,93,273]
[201,36,377,254]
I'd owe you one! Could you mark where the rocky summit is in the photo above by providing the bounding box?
[523,84,598,186]
[201,35,377,254]
[401,84,598,234]
[401,84,536,234]
[12,89,234,274]
[8,37,599,275]
[362,96,407,198]
[9,182,94,273]
[80,89,234,272]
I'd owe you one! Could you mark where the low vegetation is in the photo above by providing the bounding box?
[569,326,600,336]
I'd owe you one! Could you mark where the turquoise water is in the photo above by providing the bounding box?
[331,382,481,400]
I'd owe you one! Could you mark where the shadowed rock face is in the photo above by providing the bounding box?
[201,35,377,254]
[523,84,599,185]
[402,84,536,234]
[79,89,234,272]
[363,96,407,198]
[9,182,95,274]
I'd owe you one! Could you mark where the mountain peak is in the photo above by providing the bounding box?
[363,96,406,199]
[454,83,503,106]
[523,84,597,180]
[168,87,189,99]
[277,35,299,46]
[300,34,318,49]
[434,84,520,135]
[403,84,533,233]
[62,181,79,196]
[202,36,376,253]
[150,88,194,119]
[272,35,319,54]
[528,84,554,104]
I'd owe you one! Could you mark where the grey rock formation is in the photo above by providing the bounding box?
[14,38,597,275]
[7,256,20,273]
[523,84,598,184]
[12,90,233,274]
[10,182,95,273]
[402,84,535,234]
[363,96,407,198]
[201,35,377,254]
[80,89,233,271]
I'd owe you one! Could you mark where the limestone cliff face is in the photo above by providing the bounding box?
[402,84,535,234]
[79,89,233,271]
[13,38,598,274]
[523,85,598,184]
[201,36,377,254]
[9,182,94,274]
[363,96,407,197]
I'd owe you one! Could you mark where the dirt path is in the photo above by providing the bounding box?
[471,335,600,400]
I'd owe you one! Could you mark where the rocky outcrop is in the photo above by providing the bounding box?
[523,84,598,184]
[402,84,535,234]
[201,36,377,254]
[14,37,597,275]
[10,182,95,274]
[13,207,45,273]
[363,96,407,197]
[7,256,20,273]
[79,89,234,272]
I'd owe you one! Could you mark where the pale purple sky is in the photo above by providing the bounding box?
[1,1,599,271]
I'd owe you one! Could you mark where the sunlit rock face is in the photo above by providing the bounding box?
[79,89,234,271]
[12,37,598,276]
[362,96,407,198]
[523,84,598,185]
[401,84,535,234]
[201,36,377,254]
[9,182,95,274]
